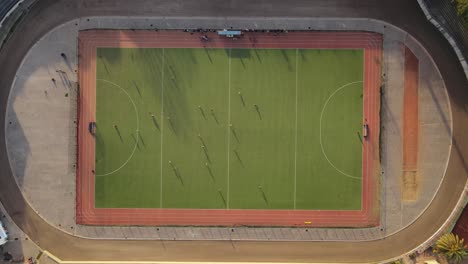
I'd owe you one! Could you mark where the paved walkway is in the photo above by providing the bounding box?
[6,20,78,234]
[4,16,452,241]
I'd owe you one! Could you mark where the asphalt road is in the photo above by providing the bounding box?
[0,0,467,262]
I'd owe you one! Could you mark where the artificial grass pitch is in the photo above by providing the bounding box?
[94,47,364,210]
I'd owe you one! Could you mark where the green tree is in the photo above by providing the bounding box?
[452,0,468,28]
[433,233,468,263]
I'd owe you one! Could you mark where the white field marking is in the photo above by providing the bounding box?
[294,49,298,209]
[319,80,363,181]
[160,48,165,208]
[95,79,139,177]
[226,48,232,209]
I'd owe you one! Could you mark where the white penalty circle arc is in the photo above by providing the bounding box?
[95,78,140,177]
[319,80,364,181]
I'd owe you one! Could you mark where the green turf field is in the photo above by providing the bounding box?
[94,47,363,210]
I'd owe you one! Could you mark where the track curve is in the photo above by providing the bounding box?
[0,0,467,262]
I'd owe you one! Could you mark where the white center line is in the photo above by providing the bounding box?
[294,48,299,209]
[226,48,232,209]
[160,48,165,208]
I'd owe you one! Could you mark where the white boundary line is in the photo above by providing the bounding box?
[94,79,140,177]
[226,48,232,209]
[319,80,363,181]
[294,49,298,209]
[160,48,165,208]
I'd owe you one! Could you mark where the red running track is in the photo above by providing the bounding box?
[77,30,382,227]
[403,46,419,172]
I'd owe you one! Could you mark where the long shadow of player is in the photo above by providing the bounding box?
[238,92,246,107]
[138,133,146,147]
[254,104,262,120]
[61,53,74,72]
[210,109,219,124]
[114,125,124,143]
[357,131,363,145]
[205,163,215,182]
[281,50,293,70]
[198,106,207,120]
[169,161,184,185]
[258,186,269,205]
[173,167,183,185]
[98,56,110,75]
[204,48,213,64]
[202,146,211,163]
[229,125,240,143]
[167,116,178,135]
[218,189,226,206]
[151,115,160,131]
[233,150,244,167]
[131,133,142,150]
[132,80,142,97]
[254,49,262,63]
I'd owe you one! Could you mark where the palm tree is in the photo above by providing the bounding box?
[433,233,468,263]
